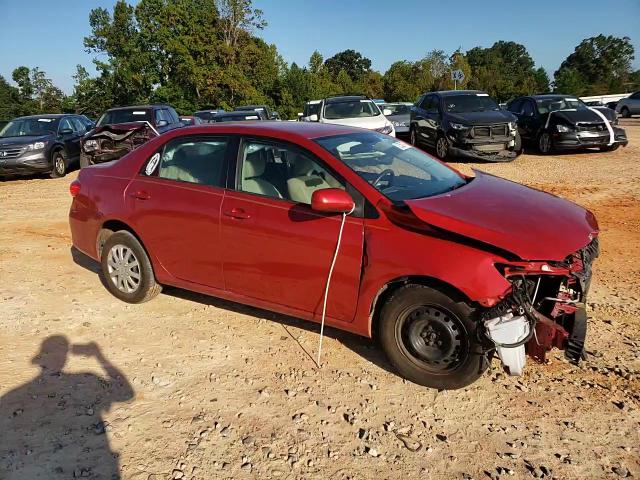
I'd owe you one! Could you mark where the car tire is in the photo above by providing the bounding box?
[379,284,488,390]
[620,107,631,118]
[513,131,523,156]
[600,144,620,152]
[435,134,449,160]
[409,127,419,147]
[538,132,553,154]
[50,150,67,178]
[100,230,162,304]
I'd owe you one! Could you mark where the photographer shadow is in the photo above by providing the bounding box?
[0,336,133,479]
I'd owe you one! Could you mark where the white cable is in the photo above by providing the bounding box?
[316,204,355,368]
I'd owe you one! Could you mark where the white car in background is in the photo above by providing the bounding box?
[308,95,395,136]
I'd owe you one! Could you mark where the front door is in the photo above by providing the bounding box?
[126,134,232,289]
[220,138,364,323]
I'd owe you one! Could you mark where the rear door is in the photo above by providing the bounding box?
[126,134,234,289]
[220,137,365,323]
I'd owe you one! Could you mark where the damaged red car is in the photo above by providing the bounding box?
[69,122,598,389]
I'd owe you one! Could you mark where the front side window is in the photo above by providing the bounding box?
[59,118,74,133]
[149,136,229,187]
[70,117,87,134]
[323,100,381,120]
[239,140,343,204]
[444,94,500,113]
[315,132,467,202]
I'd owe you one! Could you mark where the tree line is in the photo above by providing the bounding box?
[1,0,638,121]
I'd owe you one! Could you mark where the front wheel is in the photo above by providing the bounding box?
[600,143,620,152]
[100,230,162,303]
[620,107,631,118]
[435,134,450,160]
[379,284,488,390]
[50,150,67,178]
[409,127,418,147]
[538,132,553,154]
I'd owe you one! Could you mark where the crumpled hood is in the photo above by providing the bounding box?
[403,171,598,261]
[0,134,52,147]
[84,122,157,143]
[321,115,389,130]
[447,110,515,126]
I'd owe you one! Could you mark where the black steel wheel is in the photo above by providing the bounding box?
[379,284,488,389]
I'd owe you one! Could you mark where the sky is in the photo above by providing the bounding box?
[0,0,638,94]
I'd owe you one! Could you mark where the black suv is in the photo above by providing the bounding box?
[410,90,520,161]
[80,104,182,167]
[0,114,93,178]
[506,94,628,154]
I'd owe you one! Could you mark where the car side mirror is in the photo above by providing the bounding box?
[60,128,74,136]
[156,120,168,127]
[311,188,355,214]
[382,108,392,116]
[308,114,319,122]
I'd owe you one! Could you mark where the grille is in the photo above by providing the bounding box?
[472,124,508,138]
[0,147,24,158]
[576,122,605,132]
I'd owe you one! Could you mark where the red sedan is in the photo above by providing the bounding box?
[69,122,598,389]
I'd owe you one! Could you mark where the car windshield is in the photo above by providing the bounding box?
[444,94,500,113]
[0,117,58,137]
[97,109,153,126]
[536,97,588,114]
[315,131,467,202]
[214,114,260,122]
[381,104,411,115]
[323,100,381,120]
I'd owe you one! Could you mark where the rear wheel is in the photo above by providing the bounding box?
[50,150,67,178]
[620,107,631,118]
[100,230,162,303]
[379,284,488,390]
[409,127,419,147]
[538,132,553,154]
[435,134,449,160]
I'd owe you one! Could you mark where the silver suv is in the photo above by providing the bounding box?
[616,91,640,118]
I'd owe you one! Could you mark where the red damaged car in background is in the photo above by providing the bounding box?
[79,104,183,168]
[69,122,598,389]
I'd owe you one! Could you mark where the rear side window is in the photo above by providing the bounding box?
[146,136,229,187]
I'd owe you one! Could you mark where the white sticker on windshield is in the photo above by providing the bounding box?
[566,98,578,102]
[392,141,411,150]
[145,153,160,176]
[246,115,259,120]
[476,93,489,96]
[133,111,147,115]
[38,118,53,122]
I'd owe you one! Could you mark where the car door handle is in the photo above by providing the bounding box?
[129,190,151,200]
[223,207,251,219]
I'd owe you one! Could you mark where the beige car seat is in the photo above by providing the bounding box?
[242,150,283,198]
[286,153,336,204]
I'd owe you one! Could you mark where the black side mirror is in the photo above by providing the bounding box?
[59,128,74,136]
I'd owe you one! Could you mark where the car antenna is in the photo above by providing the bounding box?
[316,203,356,368]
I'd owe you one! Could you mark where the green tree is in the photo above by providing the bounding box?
[554,35,635,94]
[383,61,421,102]
[553,67,587,95]
[0,75,24,119]
[325,49,372,83]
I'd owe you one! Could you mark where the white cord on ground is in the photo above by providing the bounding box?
[316,204,355,368]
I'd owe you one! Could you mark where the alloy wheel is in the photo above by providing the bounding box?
[54,154,65,175]
[539,133,551,154]
[436,137,448,159]
[410,128,417,146]
[107,244,141,293]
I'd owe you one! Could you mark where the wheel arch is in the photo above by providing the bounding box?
[98,219,148,261]
[368,275,472,340]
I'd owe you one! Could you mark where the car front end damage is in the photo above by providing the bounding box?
[551,121,628,150]
[446,122,520,161]
[80,122,158,167]
[482,237,599,375]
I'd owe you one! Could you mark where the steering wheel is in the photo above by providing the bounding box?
[372,169,395,189]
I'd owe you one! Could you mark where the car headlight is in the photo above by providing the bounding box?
[449,122,470,130]
[392,121,407,127]
[556,124,572,133]
[26,141,46,151]
[83,139,99,152]
[376,125,394,135]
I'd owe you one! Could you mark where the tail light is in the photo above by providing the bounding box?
[70,180,81,197]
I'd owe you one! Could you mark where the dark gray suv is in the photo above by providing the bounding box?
[0,114,93,178]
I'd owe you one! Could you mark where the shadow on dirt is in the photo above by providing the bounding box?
[0,335,133,479]
[70,247,397,377]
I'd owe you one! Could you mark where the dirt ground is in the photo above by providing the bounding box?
[1,120,639,480]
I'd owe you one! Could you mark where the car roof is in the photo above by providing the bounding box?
[431,90,488,97]
[106,105,169,112]
[179,121,356,139]
[528,94,578,100]
[216,111,262,117]
[13,114,70,120]
[324,95,368,104]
